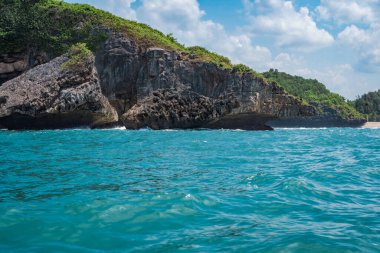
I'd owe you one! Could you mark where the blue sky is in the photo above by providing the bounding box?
[65,0,380,99]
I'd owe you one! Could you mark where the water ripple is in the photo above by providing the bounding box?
[0,128,379,252]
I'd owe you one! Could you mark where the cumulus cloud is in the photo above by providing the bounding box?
[267,53,304,72]
[135,0,274,71]
[317,0,380,72]
[310,64,380,99]
[137,0,222,46]
[338,25,371,44]
[338,24,380,70]
[316,0,377,25]
[111,0,137,20]
[244,0,334,51]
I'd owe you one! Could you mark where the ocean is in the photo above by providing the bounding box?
[0,128,379,252]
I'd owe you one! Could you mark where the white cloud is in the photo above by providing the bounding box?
[338,25,371,44]
[267,53,304,72]
[137,0,206,36]
[338,24,380,69]
[244,0,334,51]
[135,0,273,71]
[113,0,137,20]
[312,64,379,99]
[316,0,377,25]
[318,0,380,72]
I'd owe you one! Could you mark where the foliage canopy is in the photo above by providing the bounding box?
[351,90,380,121]
[263,69,364,119]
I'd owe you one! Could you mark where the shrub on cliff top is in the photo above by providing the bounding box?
[187,46,232,69]
[233,64,253,73]
[61,43,93,71]
[233,64,268,82]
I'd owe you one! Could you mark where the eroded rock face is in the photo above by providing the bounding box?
[0,50,49,85]
[122,88,239,129]
[95,35,315,130]
[95,33,141,115]
[0,32,316,130]
[0,55,118,130]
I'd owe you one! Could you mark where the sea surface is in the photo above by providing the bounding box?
[0,128,379,252]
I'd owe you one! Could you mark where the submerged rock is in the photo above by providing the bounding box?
[0,55,118,130]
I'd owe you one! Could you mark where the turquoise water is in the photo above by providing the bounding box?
[0,128,379,252]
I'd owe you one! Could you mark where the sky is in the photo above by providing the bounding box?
[65,0,380,99]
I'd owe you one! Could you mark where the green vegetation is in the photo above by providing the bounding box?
[187,46,232,69]
[263,69,364,119]
[351,90,380,121]
[61,43,93,71]
[0,0,233,67]
[0,0,366,121]
[232,64,267,81]
[233,64,254,73]
[0,0,271,72]
[0,0,187,55]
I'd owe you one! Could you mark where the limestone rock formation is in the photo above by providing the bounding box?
[0,54,118,130]
[0,32,315,130]
[0,0,364,130]
[122,88,239,129]
[94,35,315,130]
[0,50,49,85]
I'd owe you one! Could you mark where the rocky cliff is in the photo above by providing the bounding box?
[0,50,49,85]
[93,33,314,130]
[0,53,118,130]
[0,33,314,130]
[0,0,365,130]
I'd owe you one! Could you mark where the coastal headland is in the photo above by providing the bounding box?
[0,1,368,130]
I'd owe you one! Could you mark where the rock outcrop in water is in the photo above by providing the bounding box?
[122,88,239,129]
[0,32,316,130]
[0,0,365,130]
[95,36,315,130]
[0,54,118,130]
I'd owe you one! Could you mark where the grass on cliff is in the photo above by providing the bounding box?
[1,0,186,55]
[61,43,93,71]
[263,69,364,119]
[187,46,232,69]
[232,64,268,81]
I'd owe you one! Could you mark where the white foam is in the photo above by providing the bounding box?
[109,126,126,130]
[274,127,328,130]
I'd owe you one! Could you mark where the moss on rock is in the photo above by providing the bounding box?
[61,43,93,71]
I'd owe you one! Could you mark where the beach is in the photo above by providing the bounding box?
[362,122,380,128]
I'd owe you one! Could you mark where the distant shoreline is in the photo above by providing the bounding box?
[362,122,380,128]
